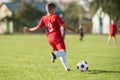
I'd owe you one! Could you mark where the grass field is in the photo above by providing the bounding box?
[0,34,120,80]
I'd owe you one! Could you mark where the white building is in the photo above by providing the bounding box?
[92,7,110,34]
[0,3,13,34]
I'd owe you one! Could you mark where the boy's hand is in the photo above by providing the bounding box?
[21,27,29,32]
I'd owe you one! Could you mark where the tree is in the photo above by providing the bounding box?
[15,3,43,24]
[90,0,120,21]
[14,2,44,32]
[63,2,84,28]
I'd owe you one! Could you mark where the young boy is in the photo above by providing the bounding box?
[108,20,117,44]
[78,23,84,41]
[22,3,75,71]
[76,23,84,41]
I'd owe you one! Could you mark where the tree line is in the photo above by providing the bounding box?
[11,0,120,33]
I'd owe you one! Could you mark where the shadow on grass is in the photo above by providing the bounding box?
[87,70,120,74]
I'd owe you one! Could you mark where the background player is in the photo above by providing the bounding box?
[108,19,117,44]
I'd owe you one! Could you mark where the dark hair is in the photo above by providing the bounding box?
[47,3,56,11]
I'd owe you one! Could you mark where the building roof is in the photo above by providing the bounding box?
[5,3,19,12]
[4,2,64,15]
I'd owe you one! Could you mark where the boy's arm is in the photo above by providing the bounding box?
[29,26,39,32]
[21,26,39,32]
[62,24,76,32]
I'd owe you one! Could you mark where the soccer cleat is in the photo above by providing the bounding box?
[50,52,56,63]
[65,68,70,71]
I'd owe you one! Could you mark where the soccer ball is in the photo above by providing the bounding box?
[77,60,88,72]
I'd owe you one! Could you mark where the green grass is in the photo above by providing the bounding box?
[0,34,120,80]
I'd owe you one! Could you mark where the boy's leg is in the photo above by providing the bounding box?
[108,35,111,44]
[55,50,70,71]
[50,50,65,63]
[49,39,70,71]
[59,56,70,71]
[55,50,66,57]
[114,36,117,44]
[50,52,56,63]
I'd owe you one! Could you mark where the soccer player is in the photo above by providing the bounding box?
[76,23,84,41]
[108,20,117,44]
[21,3,75,71]
[78,23,84,41]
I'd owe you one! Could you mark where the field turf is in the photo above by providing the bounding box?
[0,34,120,80]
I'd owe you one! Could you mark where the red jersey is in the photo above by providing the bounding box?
[110,23,117,36]
[38,14,64,36]
[37,14,65,51]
